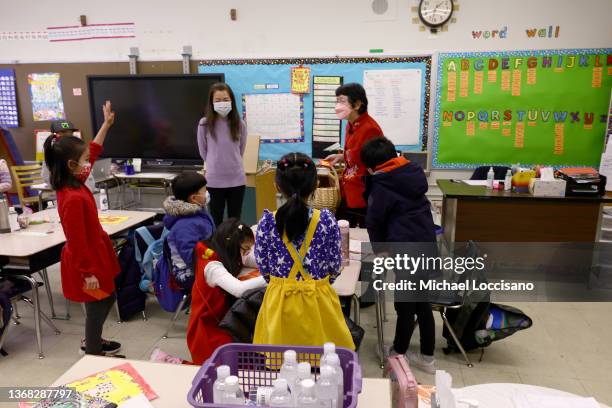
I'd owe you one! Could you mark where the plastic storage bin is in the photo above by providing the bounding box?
[188,343,362,407]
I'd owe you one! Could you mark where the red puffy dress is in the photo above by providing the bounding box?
[186,242,233,365]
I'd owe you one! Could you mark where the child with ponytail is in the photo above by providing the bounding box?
[43,101,122,356]
[253,152,354,349]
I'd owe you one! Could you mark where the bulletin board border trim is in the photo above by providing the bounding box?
[199,55,432,150]
[432,48,612,169]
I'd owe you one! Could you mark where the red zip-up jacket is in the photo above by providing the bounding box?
[57,142,120,302]
[342,112,383,209]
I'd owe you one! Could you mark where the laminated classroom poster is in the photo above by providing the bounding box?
[242,93,304,143]
[291,66,311,94]
[0,68,19,128]
[28,73,65,121]
[432,48,612,168]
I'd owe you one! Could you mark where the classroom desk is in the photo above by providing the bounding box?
[438,179,612,243]
[112,172,176,210]
[52,355,392,408]
[0,210,155,358]
[417,383,611,408]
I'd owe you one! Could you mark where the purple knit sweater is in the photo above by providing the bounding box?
[197,117,247,188]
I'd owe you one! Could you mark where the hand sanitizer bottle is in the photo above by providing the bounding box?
[296,379,318,407]
[316,365,339,408]
[99,188,109,211]
[269,378,293,407]
[504,169,512,191]
[325,353,344,406]
[213,365,230,403]
[486,167,494,189]
[221,375,244,404]
[280,350,298,395]
[320,342,336,368]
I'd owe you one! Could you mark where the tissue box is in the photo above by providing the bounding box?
[529,178,566,197]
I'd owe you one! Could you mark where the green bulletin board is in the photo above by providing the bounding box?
[432,49,612,168]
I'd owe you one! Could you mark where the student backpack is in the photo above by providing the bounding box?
[114,232,147,321]
[134,224,169,292]
[152,239,185,313]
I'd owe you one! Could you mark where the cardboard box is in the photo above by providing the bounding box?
[529,178,566,197]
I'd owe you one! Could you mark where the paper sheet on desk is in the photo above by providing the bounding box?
[599,152,612,191]
[99,215,130,225]
[512,393,600,408]
[462,180,489,186]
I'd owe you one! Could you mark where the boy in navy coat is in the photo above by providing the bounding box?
[361,137,437,374]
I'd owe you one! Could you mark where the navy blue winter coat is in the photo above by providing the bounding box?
[363,157,436,243]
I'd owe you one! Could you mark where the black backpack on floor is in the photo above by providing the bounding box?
[115,233,147,321]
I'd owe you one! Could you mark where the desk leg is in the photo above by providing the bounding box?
[374,289,386,369]
[38,269,56,319]
[351,294,360,326]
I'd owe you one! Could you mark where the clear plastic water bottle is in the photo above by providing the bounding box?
[269,378,293,407]
[213,365,230,403]
[293,362,312,404]
[325,353,344,405]
[316,365,339,408]
[99,188,109,211]
[338,220,350,266]
[319,342,336,368]
[280,350,298,395]
[296,379,318,407]
[221,375,244,404]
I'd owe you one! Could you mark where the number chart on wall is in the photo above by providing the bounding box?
[432,48,612,169]
[199,56,431,161]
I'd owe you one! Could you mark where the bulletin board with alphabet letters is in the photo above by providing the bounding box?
[432,48,612,168]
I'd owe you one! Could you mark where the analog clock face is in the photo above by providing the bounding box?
[419,0,453,28]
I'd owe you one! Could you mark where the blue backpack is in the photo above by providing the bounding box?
[134,225,169,293]
[152,239,184,313]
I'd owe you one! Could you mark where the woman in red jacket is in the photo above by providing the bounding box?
[325,83,383,227]
[43,101,121,356]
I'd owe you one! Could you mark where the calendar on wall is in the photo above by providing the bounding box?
[0,69,19,128]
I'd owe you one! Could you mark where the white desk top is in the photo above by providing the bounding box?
[0,209,155,258]
[52,356,391,408]
[114,172,176,180]
[31,182,53,192]
[333,260,361,296]
[419,383,610,408]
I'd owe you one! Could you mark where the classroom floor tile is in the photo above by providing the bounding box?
[1,264,611,406]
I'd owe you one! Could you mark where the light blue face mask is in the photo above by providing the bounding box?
[194,191,210,207]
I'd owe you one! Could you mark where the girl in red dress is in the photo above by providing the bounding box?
[43,101,122,356]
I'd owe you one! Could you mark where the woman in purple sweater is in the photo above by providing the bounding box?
[197,83,248,226]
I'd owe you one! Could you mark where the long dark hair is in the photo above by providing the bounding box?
[275,152,317,242]
[202,218,254,277]
[204,82,241,142]
[43,135,87,190]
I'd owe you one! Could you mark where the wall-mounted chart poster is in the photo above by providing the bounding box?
[0,69,19,128]
[291,66,311,94]
[432,49,612,168]
[242,93,304,143]
[28,72,65,121]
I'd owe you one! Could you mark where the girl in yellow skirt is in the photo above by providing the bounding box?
[253,153,354,350]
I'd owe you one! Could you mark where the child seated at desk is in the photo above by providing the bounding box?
[159,172,215,291]
[361,136,437,374]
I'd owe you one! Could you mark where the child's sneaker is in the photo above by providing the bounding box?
[80,338,121,355]
[406,351,436,374]
[149,348,183,364]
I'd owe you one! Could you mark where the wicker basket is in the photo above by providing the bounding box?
[308,164,341,211]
